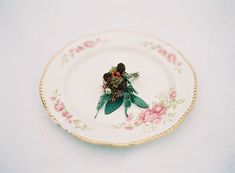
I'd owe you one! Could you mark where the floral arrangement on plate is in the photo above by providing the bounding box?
[95,63,149,118]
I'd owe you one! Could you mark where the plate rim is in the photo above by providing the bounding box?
[39,30,198,147]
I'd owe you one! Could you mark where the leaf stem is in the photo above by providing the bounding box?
[94,111,98,119]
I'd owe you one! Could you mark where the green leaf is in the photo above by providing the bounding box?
[126,72,139,79]
[126,79,137,94]
[94,94,110,118]
[131,94,149,108]
[123,93,132,116]
[96,94,110,110]
[105,97,124,114]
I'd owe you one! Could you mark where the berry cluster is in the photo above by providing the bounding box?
[95,62,148,118]
[102,63,128,102]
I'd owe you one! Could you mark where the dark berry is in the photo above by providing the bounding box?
[107,77,112,83]
[117,63,126,74]
[118,81,127,90]
[103,73,112,81]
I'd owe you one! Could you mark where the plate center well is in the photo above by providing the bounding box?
[63,46,175,123]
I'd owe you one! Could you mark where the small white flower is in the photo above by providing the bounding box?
[105,88,112,94]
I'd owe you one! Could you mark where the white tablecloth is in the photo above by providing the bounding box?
[1,0,235,172]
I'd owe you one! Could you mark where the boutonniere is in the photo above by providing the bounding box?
[94,63,149,118]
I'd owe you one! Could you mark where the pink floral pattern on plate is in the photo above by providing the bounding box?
[50,89,92,130]
[113,89,184,131]
[61,38,111,66]
[141,41,183,74]
[50,89,183,132]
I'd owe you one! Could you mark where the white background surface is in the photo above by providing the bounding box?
[1,0,235,173]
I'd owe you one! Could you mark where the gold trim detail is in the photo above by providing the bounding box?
[39,31,198,147]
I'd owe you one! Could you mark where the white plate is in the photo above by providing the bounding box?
[40,31,197,147]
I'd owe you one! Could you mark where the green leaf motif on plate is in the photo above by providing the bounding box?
[176,99,184,104]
